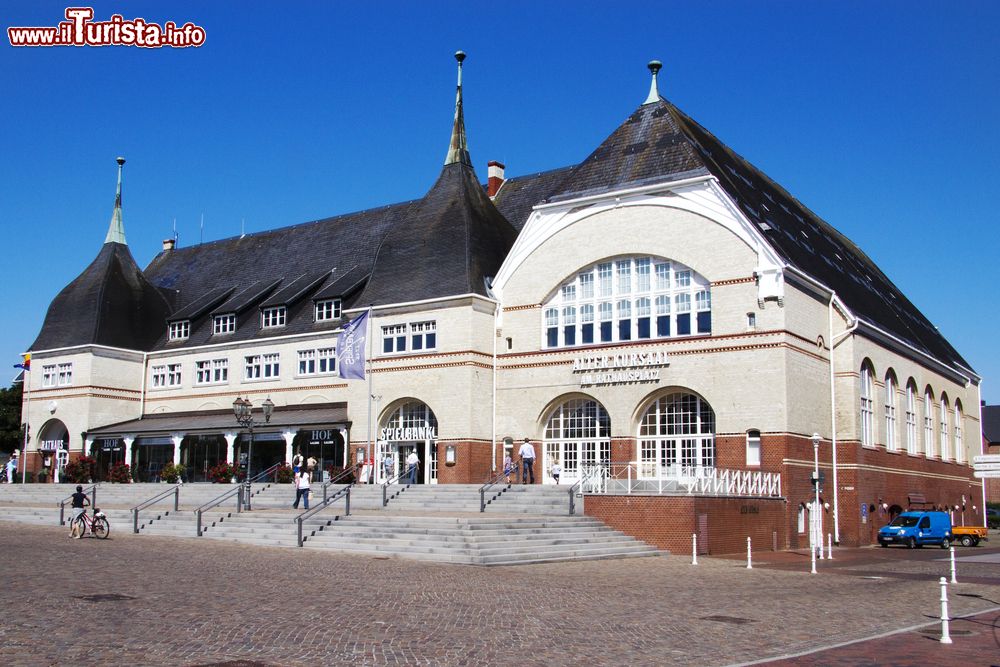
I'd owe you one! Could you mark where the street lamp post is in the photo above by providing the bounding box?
[811,432,822,560]
[233,396,274,511]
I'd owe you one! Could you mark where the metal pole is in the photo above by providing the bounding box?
[174,485,179,511]
[692,533,698,566]
[245,421,254,511]
[810,530,817,574]
[746,536,752,569]
[21,364,30,484]
[346,487,351,516]
[939,577,952,644]
[827,533,833,560]
[197,510,202,537]
[950,547,957,584]
[813,438,821,561]
[133,508,138,534]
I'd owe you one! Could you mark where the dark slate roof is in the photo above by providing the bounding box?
[261,271,330,309]
[983,405,1000,445]
[358,162,518,305]
[87,402,350,436]
[531,97,973,375]
[212,279,282,316]
[491,166,575,232]
[313,265,369,302]
[31,242,172,352]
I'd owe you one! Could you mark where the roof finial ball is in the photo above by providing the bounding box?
[116,156,126,167]
[644,60,662,105]
[455,50,466,64]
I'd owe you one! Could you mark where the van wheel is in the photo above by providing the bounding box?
[940,538,950,549]
[972,537,980,547]
[906,537,916,549]
[960,535,974,547]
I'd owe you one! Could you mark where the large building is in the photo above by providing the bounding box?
[21,56,984,551]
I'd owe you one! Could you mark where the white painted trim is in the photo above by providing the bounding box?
[344,292,496,315]
[531,175,714,212]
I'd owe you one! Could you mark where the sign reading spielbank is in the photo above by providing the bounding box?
[573,351,669,386]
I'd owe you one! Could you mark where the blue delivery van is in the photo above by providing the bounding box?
[878,511,952,549]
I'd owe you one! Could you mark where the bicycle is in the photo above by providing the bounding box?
[71,508,110,539]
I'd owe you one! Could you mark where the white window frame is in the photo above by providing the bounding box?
[314,299,342,322]
[382,324,407,354]
[42,364,57,388]
[939,398,950,461]
[904,382,917,455]
[954,404,963,463]
[884,374,897,452]
[409,321,437,352]
[196,358,228,385]
[244,354,278,381]
[381,321,437,355]
[169,320,190,341]
[57,363,72,386]
[746,430,761,466]
[860,365,874,448]
[167,363,182,387]
[213,313,236,335]
[151,365,167,388]
[261,306,286,329]
[923,390,935,457]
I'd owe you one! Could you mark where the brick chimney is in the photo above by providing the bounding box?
[487,160,505,197]
[162,238,176,252]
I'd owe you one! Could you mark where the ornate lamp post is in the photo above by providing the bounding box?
[233,396,274,510]
[811,432,822,561]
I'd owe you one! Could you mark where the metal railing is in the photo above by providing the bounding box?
[194,484,244,537]
[321,467,356,503]
[131,484,181,533]
[567,465,606,515]
[382,470,414,507]
[295,485,351,547]
[59,484,98,525]
[478,462,519,512]
[242,462,285,510]
[579,461,782,498]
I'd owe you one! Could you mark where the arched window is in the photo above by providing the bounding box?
[923,388,935,457]
[543,398,611,482]
[638,393,716,477]
[939,396,950,461]
[542,256,710,348]
[884,372,897,451]
[904,381,917,455]
[860,364,874,447]
[381,401,439,483]
[954,402,964,463]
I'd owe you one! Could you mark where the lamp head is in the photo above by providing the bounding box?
[262,396,275,422]
[811,433,821,448]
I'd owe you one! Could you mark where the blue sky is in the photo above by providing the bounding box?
[2,1,998,406]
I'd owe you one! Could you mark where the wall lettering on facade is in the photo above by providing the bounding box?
[740,505,759,515]
[309,429,336,445]
[573,351,669,387]
[39,439,65,452]
[379,426,436,442]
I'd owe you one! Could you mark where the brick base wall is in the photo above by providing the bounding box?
[435,441,492,484]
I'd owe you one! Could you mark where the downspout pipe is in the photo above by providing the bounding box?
[138,351,148,419]
[829,292,858,546]
[492,300,499,473]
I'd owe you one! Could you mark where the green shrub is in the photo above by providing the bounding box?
[160,462,185,483]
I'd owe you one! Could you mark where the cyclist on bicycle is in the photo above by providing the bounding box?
[69,485,90,539]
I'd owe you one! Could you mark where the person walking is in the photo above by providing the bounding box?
[69,485,90,538]
[292,469,311,510]
[405,449,419,484]
[5,454,16,483]
[550,459,561,485]
[383,452,394,481]
[291,451,304,475]
[518,438,536,484]
[503,453,513,484]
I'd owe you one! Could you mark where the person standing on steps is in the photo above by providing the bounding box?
[550,459,561,485]
[405,449,419,484]
[503,453,513,484]
[69,485,90,538]
[518,438,536,484]
[291,450,304,475]
[293,468,311,510]
[383,452,394,482]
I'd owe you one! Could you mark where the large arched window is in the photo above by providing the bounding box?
[860,364,874,447]
[940,396,950,461]
[542,256,711,348]
[543,398,611,482]
[884,372,897,451]
[954,402,964,463]
[381,401,439,483]
[904,380,917,455]
[923,388,935,457]
[638,393,715,477]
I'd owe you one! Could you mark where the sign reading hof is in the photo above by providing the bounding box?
[573,351,669,386]
[379,426,436,442]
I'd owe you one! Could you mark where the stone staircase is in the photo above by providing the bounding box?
[0,481,664,565]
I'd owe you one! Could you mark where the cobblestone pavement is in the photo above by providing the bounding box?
[1,522,999,667]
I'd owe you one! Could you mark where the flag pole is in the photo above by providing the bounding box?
[365,307,374,484]
[21,360,30,484]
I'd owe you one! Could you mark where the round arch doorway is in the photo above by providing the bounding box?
[378,401,438,485]
[542,398,611,485]
[36,419,69,483]
[292,428,346,481]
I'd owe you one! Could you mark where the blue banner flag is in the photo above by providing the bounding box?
[336,309,370,380]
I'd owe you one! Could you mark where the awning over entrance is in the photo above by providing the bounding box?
[86,402,350,438]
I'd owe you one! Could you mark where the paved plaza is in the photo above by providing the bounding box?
[1,521,998,666]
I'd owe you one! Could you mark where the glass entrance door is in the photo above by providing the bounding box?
[180,435,227,482]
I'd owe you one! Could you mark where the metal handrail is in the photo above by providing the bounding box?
[382,470,413,507]
[478,462,519,512]
[130,484,181,533]
[568,465,607,515]
[59,483,98,526]
[321,467,356,503]
[295,486,351,547]
[246,462,283,484]
[194,484,245,537]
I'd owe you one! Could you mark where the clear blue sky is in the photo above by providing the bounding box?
[2,1,998,406]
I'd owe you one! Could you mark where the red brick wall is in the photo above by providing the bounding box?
[585,495,786,555]
[435,441,492,484]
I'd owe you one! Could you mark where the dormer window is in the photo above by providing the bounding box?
[213,314,236,335]
[315,298,341,322]
[169,320,190,341]
[261,306,286,329]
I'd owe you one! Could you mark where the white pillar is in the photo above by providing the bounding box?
[123,435,135,482]
[84,437,95,458]
[224,432,238,464]
[339,428,349,467]
[171,433,184,467]
[282,430,296,464]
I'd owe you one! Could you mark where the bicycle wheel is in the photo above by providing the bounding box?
[92,517,110,539]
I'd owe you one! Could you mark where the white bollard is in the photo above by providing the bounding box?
[827,533,833,560]
[746,536,752,569]
[692,533,698,566]
[810,536,817,574]
[950,546,957,584]
[939,577,952,644]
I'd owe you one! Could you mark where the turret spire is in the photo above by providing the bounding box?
[104,156,127,245]
[643,60,662,105]
[444,51,471,166]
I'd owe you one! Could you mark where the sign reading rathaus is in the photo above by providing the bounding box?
[573,351,670,386]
